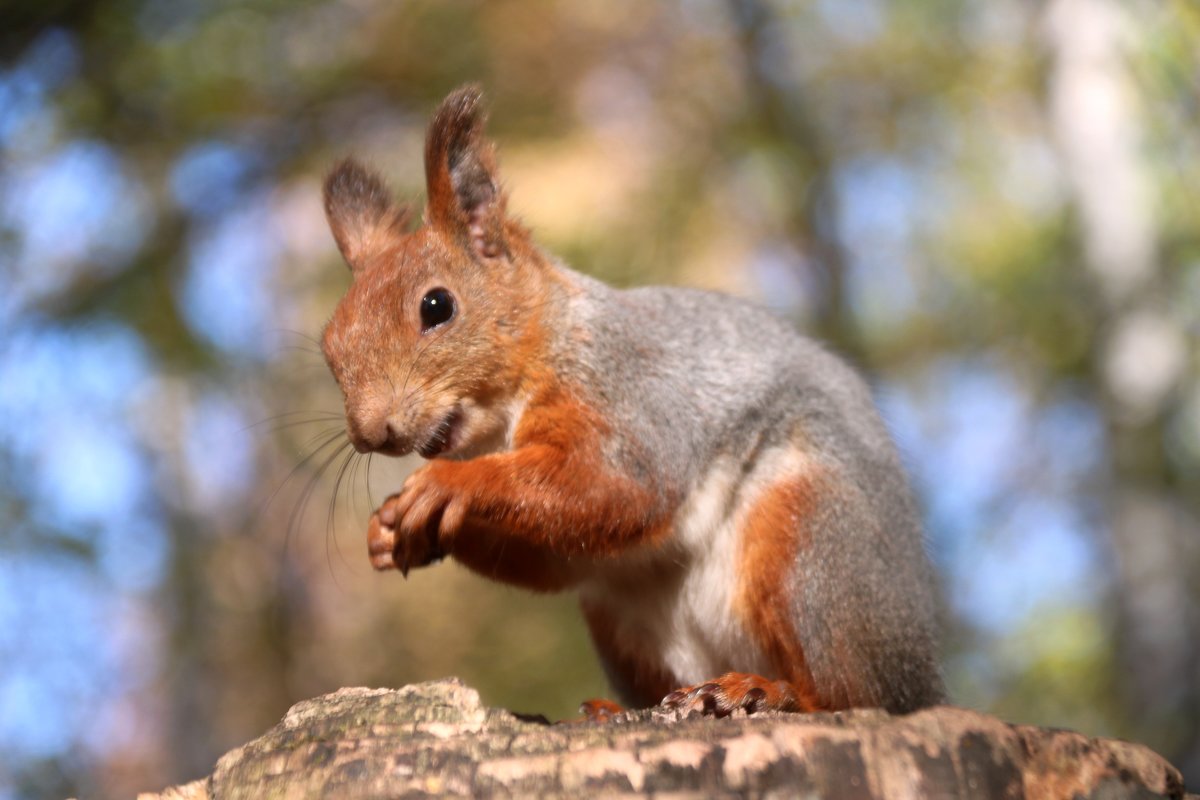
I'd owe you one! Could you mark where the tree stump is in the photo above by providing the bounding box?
[139,678,1189,799]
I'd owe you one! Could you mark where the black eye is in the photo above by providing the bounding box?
[419,287,455,332]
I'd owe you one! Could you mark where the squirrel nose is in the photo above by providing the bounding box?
[345,388,403,454]
[345,404,390,453]
[347,416,385,453]
[346,412,414,455]
[343,387,418,455]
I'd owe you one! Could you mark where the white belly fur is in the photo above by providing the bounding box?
[579,446,807,686]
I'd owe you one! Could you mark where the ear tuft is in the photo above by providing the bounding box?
[323,158,411,270]
[424,84,508,262]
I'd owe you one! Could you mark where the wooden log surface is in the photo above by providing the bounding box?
[139,678,1190,799]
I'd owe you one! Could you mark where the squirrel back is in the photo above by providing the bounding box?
[321,85,945,717]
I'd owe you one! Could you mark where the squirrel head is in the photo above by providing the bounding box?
[321,85,548,459]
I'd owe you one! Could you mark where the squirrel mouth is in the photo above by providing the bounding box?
[416,406,462,459]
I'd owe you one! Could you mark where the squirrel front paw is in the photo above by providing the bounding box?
[366,466,469,576]
[366,500,429,574]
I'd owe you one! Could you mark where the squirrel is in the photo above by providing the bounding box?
[319,84,945,719]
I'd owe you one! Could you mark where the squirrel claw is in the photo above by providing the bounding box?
[367,510,398,571]
[660,673,799,718]
[741,686,768,714]
[367,475,455,576]
[575,698,624,723]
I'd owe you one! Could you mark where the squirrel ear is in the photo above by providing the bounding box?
[323,158,411,271]
[424,84,508,263]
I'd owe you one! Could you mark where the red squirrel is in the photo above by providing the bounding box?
[320,85,945,718]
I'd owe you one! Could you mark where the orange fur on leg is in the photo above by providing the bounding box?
[729,470,827,712]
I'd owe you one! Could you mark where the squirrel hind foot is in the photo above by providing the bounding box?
[660,672,806,718]
[569,673,809,725]
[574,698,626,724]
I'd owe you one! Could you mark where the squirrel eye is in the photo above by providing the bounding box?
[419,287,455,332]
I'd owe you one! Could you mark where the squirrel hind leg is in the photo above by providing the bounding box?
[660,673,818,718]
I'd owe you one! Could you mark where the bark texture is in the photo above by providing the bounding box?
[139,678,1189,799]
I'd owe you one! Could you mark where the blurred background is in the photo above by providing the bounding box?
[0,0,1198,796]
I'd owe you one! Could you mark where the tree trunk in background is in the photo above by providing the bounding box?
[1043,0,1200,780]
[725,0,861,362]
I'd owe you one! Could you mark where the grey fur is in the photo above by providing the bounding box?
[547,266,945,713]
